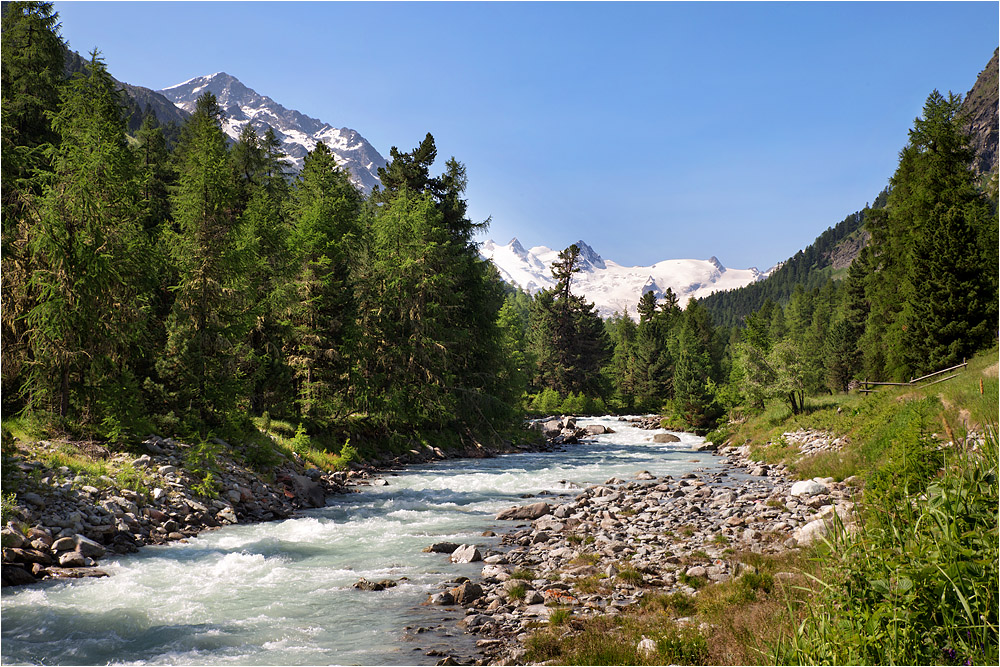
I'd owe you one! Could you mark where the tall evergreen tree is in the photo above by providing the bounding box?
[286,142,361,419]
[156,92,250,434]
[530,244,610,397]
[863,90,997,379]
[26,52,148,426]
[1,0,67,413]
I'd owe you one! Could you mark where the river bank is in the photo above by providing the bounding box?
[1,415,613,588]
[416,429,856,666]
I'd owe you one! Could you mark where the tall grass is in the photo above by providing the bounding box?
[776,423,999,665]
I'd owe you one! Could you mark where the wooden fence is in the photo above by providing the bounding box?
[859,359,968,394]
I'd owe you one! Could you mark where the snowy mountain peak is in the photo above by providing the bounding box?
[158,73,386,193]
[573,240,606,270]
[480,240,770,319]
[508,237,528,257]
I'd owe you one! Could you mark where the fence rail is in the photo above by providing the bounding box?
[860,360,967,394]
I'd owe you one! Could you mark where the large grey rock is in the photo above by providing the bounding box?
[288,474,325,508]
[20,493,45,509]
[450,544,482,563]
[653,433,680,443]
[789,479,828,497]
[496,502,550,521]
[74,534,106,559]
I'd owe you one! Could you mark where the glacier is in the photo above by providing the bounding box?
[480,238,768,319]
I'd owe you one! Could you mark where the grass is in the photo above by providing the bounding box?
[776,423,998,665]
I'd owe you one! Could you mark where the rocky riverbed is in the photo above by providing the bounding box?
[414,428,857,666]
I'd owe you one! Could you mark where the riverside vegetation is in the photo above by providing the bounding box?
[2,3,998,665]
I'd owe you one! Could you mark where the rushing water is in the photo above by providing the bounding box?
[1,417,717,666]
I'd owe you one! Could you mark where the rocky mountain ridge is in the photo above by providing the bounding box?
[157,72,386,192]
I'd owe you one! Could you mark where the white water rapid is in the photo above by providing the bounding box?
[1,417,717,665]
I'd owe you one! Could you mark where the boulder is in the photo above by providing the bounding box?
[495,501,551,521]
[584,424,609,435]
[637,637,658,657]
[653,433,681,443]
[423,542,461,554]
[789,480,828,497]
[51,536,76,553]
[1,564,37,587]
[74,535,106,559]
[288,474,326,508]
[352,577,398,591]
[0,528,25,549]
[20,492,45,509]
[449,544,482,563]
[450,581,483,604]
[58,551,87,568]
[427,591,455,605]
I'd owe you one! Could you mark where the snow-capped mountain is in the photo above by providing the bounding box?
[480,239,768,319]
[158,72,385,192]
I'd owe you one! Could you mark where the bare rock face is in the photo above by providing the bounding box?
[962,48,999,179]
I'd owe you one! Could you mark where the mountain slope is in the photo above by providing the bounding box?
[700,48,998,329]
[158,72,385,192]
[961,47,999,180]
[481,239,767,319]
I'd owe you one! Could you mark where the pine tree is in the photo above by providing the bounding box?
[863,90,997,379]
[286,141,361,419]
[1,0,67,413]
[156,92,250,434]
[530,244,610,397]
[26,52,148,426]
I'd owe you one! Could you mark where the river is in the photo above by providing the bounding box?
[0,417,718,665]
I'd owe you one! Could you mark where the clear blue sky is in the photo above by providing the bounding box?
[52,1,998,270]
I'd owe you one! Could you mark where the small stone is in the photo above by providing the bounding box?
[637,637,658,657]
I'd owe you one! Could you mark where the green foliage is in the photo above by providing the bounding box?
[183,437,224,497]
[339,439,359,463]
[778,425,999,666]
[1,492,17,523]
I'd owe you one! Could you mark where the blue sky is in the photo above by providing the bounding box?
[52,1,998,270]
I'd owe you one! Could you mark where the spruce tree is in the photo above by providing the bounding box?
[156,92,249,434]
[26,52,148,426]
[1,0,67,413]
[286,142,361,419]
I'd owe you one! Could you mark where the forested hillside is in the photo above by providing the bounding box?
[1,3,522,455]
[2,1,996,453]
[699,189,887,329]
